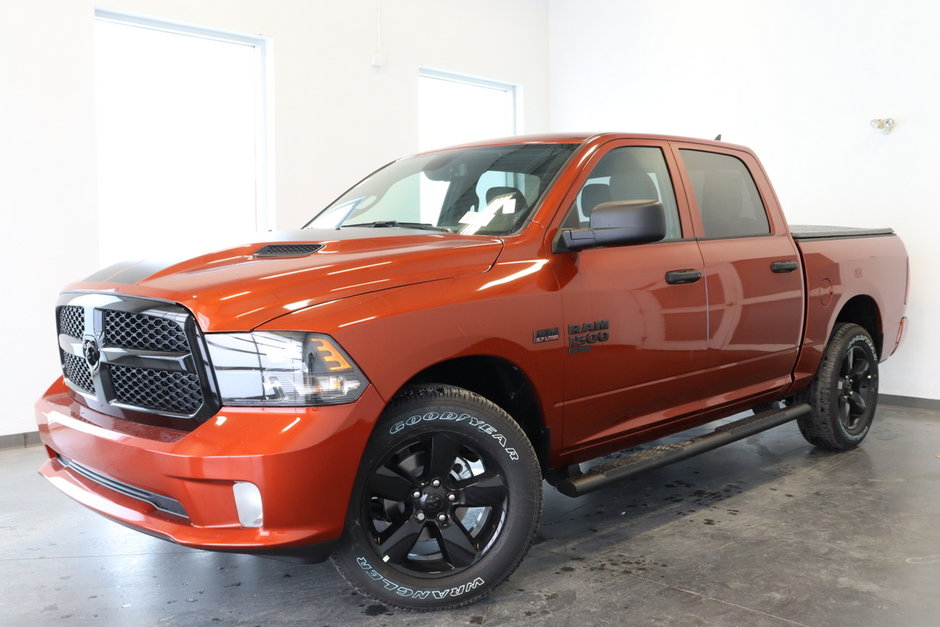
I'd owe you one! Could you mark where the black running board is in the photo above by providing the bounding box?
[555,403,811,497]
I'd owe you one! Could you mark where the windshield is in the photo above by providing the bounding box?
[305,143,577,235]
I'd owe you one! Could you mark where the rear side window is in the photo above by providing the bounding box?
[679,150,770,239]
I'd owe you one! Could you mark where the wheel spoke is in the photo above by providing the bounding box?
[850,356,870,378]
[434,519,478,568]
[849,391,867,413]
[424,433,460,480]
[459,471,507,508]
[842,348,854,377]
[838,397,851,423]
[378,517,424,563]
[369,464,414,501]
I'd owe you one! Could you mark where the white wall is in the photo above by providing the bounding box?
[550,0,939,400]
[0,0,550,436]
[5,0,936,438]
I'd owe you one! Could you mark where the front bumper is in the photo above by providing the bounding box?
[36,378,384,559]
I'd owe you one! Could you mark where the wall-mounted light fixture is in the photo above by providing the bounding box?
[870,118,896,134]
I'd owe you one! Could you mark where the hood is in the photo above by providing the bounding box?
[70,229,503,331]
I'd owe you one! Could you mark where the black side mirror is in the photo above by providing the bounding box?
[557,199,667,252]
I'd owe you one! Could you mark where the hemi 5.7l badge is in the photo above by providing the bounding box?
[532,327,560,344]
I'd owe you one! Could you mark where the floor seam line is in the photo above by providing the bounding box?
[633,574,813,626]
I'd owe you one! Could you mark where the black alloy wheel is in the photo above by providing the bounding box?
[835,342,876,434]
[332,384,542,610]
[798,323,879,450]
[365,432,508,576]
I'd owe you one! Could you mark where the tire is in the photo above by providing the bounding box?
[332,384,542,610]
[797,323,879,450]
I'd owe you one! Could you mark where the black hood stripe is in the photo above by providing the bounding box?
[84,259,181,284]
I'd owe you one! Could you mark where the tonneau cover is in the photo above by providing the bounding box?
[790,225,895,240]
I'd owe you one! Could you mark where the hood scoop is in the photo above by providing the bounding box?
[253,243,324,258]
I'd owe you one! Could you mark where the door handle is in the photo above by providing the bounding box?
[771,260,799,273]
[665,269,702,285]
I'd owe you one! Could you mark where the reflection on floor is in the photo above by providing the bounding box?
[3,403,938,626]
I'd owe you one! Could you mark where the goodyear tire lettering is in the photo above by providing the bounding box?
[356,557,485,600]
[389,412,518,460]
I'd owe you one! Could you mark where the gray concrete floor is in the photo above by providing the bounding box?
[2,403,939,626]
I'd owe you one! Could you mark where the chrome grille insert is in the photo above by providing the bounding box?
[104,310,190,353]
[57,305,85,339]
[62,352,94,394]
[110,365,203,415]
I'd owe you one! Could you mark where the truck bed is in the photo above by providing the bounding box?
[792,229,907,387]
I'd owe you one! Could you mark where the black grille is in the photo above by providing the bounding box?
[56,294,215,426]
[254,243,323,257]
[58,306,85,339]
[110,365,203,415]
[62,352,94,393]
[104,310,190,353]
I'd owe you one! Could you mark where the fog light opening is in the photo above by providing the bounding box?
[233,481,264,528]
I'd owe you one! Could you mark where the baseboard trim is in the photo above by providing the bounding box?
[0,431,42,450]
[879,394,940,412]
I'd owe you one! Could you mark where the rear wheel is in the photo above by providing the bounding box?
[797,323,879,450]
[332,384,542,610]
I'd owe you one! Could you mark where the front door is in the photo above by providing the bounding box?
[556,142,708,449]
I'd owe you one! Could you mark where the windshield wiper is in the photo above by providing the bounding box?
[341,221,453,232]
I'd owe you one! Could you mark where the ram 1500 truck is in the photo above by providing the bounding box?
[36,133,908,609]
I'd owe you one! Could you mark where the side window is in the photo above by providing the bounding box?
[679,150,770,239]
[561,147,682,240]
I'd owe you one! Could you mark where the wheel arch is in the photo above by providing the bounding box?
[835,295,883,357]
[398,355,550,472]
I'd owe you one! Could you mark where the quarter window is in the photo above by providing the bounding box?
[679,150,770,239]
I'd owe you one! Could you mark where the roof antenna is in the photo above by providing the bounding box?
[714,134,722,141]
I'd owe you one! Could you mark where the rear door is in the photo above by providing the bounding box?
[555,140,708,448]
[672,144,804,403]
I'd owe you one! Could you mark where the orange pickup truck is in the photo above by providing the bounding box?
[36,133,908,609]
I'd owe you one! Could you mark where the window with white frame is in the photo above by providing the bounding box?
[418,69,517,151]
[418,69,518,225]
[94,11,273,267]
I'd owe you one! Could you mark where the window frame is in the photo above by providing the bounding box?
[550,139,696,250]
[669,142,784,240]
[94,8,274,234]
[418,68,519,152]
[305,143,579,236]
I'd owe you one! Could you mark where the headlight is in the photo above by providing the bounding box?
[206,331,368,406]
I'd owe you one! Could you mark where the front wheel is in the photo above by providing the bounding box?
[797,323,879,450]
[332,384,542,610]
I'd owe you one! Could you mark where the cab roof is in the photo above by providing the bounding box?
[429,132,752,154]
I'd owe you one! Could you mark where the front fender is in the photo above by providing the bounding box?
[255,263,565,436]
